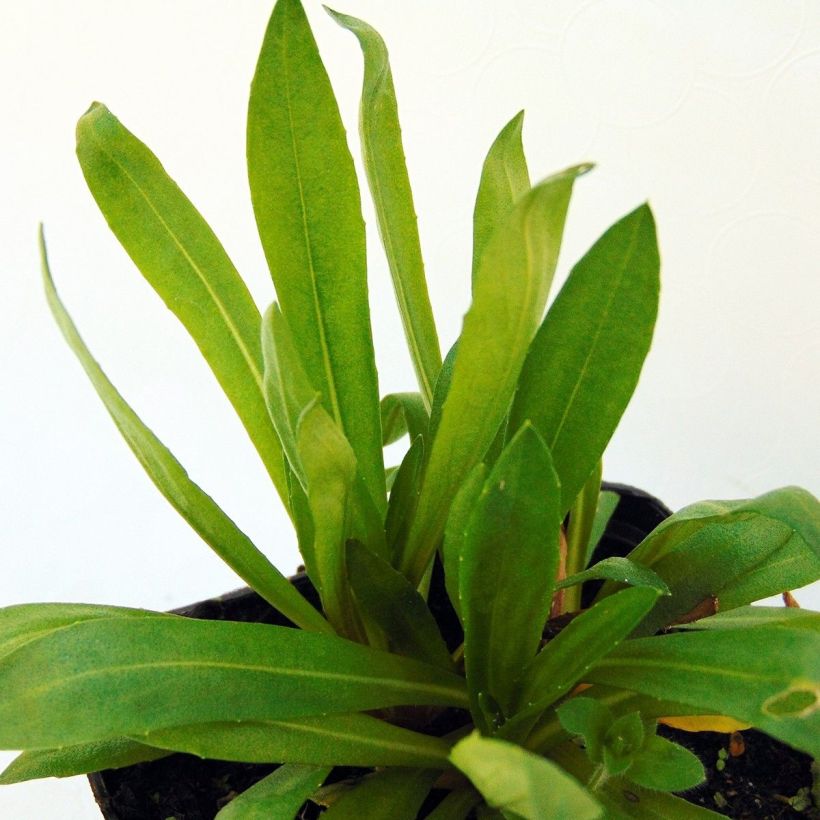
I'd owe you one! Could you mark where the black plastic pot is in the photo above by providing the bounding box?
[87,484,814,819]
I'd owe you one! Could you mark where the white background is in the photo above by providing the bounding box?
[1,1,818,816]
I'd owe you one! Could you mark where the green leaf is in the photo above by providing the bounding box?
[585,491,621,567]
[424,788,483,820]
[460,424,562,720]
[510,205,660,515]
[557,558,669,595]
[346,540,452,670]
[450,732,603,820]
[248,0,384,510]
[402,166,588,585]
[385,436,425,560]
[74,104,289,509]
[587,625,820,756]
[41,237,330,635]
[381,393,429,446]
[0,738,168,784]
[603,711,644,776]
[472,111,530,288]
[328,10,442,408]
[323,768,439,820]
[627,735,704,792]
[565,461,603,612]
[216,764,329,820]
[674,606,820,632]
[555,697,612,764]
[428,341,458,443]
[507,587,660,735]
[610,487,820,635]
[0,616,469,750]
[0,602,168,660]
[142,712,451,768]
[442,462,487,623]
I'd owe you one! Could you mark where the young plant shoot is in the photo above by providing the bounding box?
[3,1,818,817]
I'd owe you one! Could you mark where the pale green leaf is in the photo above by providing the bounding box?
[461,424,561,721]
[216,764,329,820]
[74,104,289,508]
[142,712,451,768]
[472,111,530,288]
[328,10,442,408]
[0,616,469,750]
[450,733,602,820]
[587,625,820,756]
[248,0,384,509]
[402,166,588,584]
[41,238,329,635]
[510,205,660,515]
[0,738,167,784]
[323,768,438,820]
[564,461,602,612]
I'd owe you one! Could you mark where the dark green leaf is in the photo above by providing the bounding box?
[142,712,451,768]
[385,436,425,561]
[472,111,530,288]
[585,491,620,567]
[328,10,442,407]
[0,616,469,749]
[42,239,329,635]
[627,735,704,792]
[587,626,820,756]
[556,558,669,595]
[603,711,644,776]
[555,697,612,764]
[460,424,561,719]
[322,768,438,820]
[216,764,329,820]
[74,105,289,507]
[424,788,483,820]
[381,393,429,446]
[401,166,588,585]
[248,0,384,511]
[428,341,458,443]
[346,540,452,670]
[0,738,167,784]
[510,205,660,515]
[450,732,603,820]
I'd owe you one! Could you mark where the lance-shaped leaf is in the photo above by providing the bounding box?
[451,733,602,820]
[556,557,669,595]
[0,617,469,750]
[385,436,424,560]
[380,393,429,447]
[401,166,588,584]
[248,0,383,509]
[328,10,442,408]
[564,460,603,611]
[424,788,482,820]
[503,587,660,739]
[74,105,289,508]
[472,110,530,288]
[216,764,329,820]
[0,739,168,784]
[675,606,820,632]
[346,540,452,670]
[141,712,451,768]
[511,205,660,515]
[41,240,330,635]
[604,487,820,635]
[587,625,820,756]
[322,768,439,820]
[461,424,561,721]
[585,490,620,567]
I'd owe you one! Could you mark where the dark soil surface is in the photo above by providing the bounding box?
[89,485,818,819]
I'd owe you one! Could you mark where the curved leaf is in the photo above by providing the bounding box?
[0,617,469,750]
[248,0,384,509]
[510,204,660,515]
[41,238,329,634]
[216,764,329,820]
[556,558,669,595]
[380,392,429,447]
[74,105,289,507]
[322,768,438,820]
[142,712,451,768]
[401,166,589,584]
[328,10,442,407]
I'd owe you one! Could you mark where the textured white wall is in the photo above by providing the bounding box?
[1,1,818,815]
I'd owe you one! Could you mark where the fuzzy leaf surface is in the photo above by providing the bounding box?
[248,0,383,509]
[511,205,659,515]
[74,105,289,505]
[0,617,468,749]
